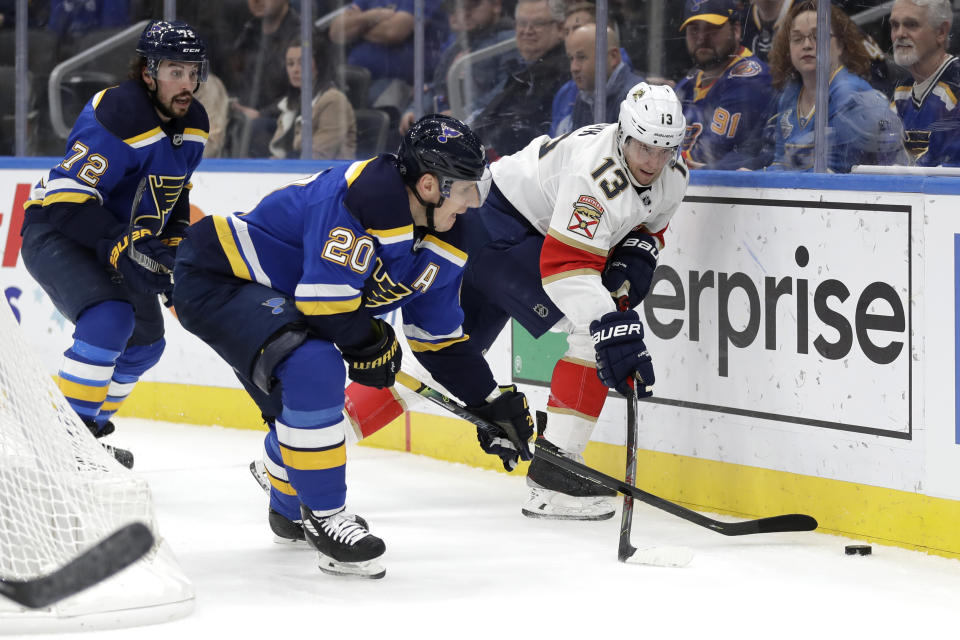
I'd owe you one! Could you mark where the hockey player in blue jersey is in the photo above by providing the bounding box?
[19,20,210,468]
[763,1,907,172]
[675,0,775,170]
[171,115,535,579]
[890,0,960,167]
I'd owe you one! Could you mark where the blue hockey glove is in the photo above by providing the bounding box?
[602,229,659,312]
[98,227,175,294]
[338,318,401,388]
[471,385,534,471]
[590,309,655,397]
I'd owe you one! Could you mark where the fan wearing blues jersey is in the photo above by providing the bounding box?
[890,0,960,167]
[19,20,210,468]
[172,114,534,579]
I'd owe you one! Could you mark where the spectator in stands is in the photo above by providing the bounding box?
[763,0,907,171]
[469,0,567,158]
[329,0,449,111]
[269,37,357,159]
[399,0,518,134]
[890,0,960,166]
[550,24,643,135]
[47,0,129,37]
[227,0,301,156]
[195,71,231,158]
[675,0,774,169]
[741,0,896,93]
[742,0,793,62]
[562,0,593,36]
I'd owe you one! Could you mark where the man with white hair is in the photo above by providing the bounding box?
[890,0,960,166]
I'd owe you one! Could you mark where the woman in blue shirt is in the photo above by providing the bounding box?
[763,1,907,172]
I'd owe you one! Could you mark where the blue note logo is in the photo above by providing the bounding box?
[262,297,286,315]
[438,126,462,143]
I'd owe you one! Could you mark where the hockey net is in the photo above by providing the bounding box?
[0,301,194,633]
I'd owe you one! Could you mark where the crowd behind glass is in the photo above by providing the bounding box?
[1,0,958,172]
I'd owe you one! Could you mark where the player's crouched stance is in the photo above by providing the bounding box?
[455,83,689,520]
[172,115,534,578]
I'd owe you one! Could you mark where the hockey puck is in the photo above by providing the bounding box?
[844,544,872,556]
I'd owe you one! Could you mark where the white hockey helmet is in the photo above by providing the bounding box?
[617,82,686,151]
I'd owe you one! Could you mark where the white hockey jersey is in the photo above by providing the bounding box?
[490,122,689,334]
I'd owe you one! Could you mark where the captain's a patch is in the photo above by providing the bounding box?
[567,195,604,240]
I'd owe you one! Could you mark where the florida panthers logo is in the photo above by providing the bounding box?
[437,126,462,143]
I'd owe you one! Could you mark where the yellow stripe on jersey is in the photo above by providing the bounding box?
[124,127,164,146]
[23,198,43,210]
[295,297,362,316]
[419,234,467,265]
[280,443,346,470]
[267,472,297,496]
[367,224,414,240]
[92,89,108,109]
[936,82,958,110]
[42,192,97,206]
[345,158,376,186]
[212,216,253,280]
[56,378,109,403]
[100,400,123,413]
[183,127,209,139]
[407,335,470,352]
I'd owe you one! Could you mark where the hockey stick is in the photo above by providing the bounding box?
[395,371,532,462]
[537,446,818,536]
[126,177,173,278]
[618,383,638,561]
[0,522,155,609]
[397,372,817,537]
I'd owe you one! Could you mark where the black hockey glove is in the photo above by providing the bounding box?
[590,309,655,397]
[470,385,534,471]
[602,229,659,312]
[338,318,401,389]
[98,227,175,294]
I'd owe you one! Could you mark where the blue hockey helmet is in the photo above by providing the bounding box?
[136,20,208,83]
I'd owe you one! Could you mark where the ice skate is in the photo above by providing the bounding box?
[84,418,134,469]
[301,506,385,578]
[522,440,615,521]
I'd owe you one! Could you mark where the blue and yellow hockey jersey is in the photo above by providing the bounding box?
[185,156,497,401]
[23,80,208,246]
[675,46,775,170]
[893,55,960,167]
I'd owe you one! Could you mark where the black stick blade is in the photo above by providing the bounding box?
[0,522,155,609]
[756,514,819,534]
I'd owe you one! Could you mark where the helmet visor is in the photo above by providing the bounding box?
[445,166,492,210]
[153,59,209,84]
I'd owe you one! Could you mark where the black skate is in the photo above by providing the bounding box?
[268,507,370,546]
[84,419,134,469]
[522,438,615,521]
[301,506,385,578]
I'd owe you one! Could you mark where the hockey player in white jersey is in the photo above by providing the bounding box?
[457,82,689,519]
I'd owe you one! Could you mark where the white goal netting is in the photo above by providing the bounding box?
[0,301,194,633]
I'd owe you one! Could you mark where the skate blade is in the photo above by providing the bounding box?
[521,507,615,521]
[273,536,307,546]
[623,545,694,568]
[316,552,386,579]
[250,460,270,494]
